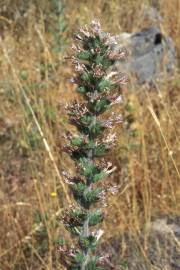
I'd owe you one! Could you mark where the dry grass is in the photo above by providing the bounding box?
[0,0,179,269]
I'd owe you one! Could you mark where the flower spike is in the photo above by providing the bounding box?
[61,20,128,270]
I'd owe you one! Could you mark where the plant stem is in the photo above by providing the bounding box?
[80,115,97,269]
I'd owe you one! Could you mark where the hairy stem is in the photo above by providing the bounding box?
[80,116,97,270]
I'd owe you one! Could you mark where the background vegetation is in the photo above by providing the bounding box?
[0,0,179,269]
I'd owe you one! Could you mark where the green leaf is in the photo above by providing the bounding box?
[95,55,104,65]
[92,171,107,183]
[85,256,100,270]
[80,115,94,126]
[79,235,97,250]
[72,183,87,198]
[83,164,97,178]
[94,144,107,157]
[77,115,103,136]
[77,86,87,94]
[81,72,93,83]
[74,252,85,264]
[88,210,103,226]
[79,158,100,180]
[97,79,112,92]
[78,158,106,182]
[86,36,101,50]
[83,188,102,205]
[72,184,102,207]
[71,137,83,146]
[77,51,91,60]
[89,121,104,137]
[101,58,113,68]
[86,140,95,149]
[95,54,112,68]
[90,98,110,114]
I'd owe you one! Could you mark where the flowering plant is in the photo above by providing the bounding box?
[61,20,128,270]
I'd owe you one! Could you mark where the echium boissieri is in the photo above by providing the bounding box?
[60,20,128,270]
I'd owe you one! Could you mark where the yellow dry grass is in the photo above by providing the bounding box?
[0,0,179,269]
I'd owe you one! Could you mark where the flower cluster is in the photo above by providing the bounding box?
[61,20,128,270]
